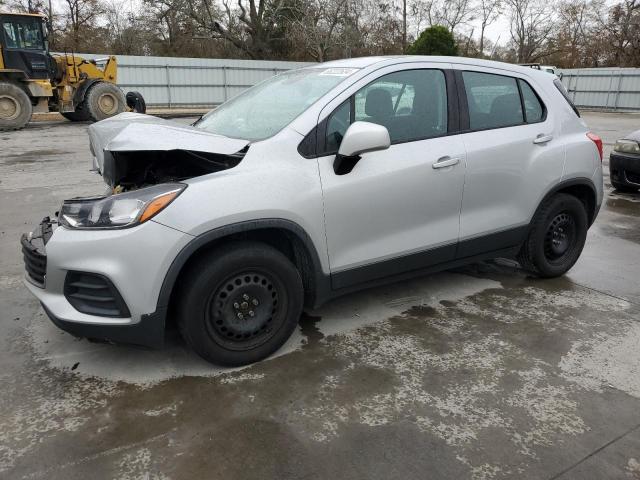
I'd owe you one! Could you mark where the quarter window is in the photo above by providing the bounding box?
[462,71,523,130]
[323,69,447,152]
[325,100,350,153]
[519,79,544,123]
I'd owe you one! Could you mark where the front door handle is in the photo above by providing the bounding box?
[432,156,460,169]
[533,134,553,144]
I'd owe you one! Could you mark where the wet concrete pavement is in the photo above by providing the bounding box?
[1,113,639,479]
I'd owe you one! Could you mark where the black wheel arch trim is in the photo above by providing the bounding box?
[533,177,600,227]
[150,219,331,337]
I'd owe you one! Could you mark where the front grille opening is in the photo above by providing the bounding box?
[64,271,130,318]
[21,234,46,287]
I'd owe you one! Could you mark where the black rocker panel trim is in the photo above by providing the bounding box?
[456,226,529,258]
[331,225,528,291]
[332,244,457,290]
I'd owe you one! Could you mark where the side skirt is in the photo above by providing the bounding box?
[322,226,528,305]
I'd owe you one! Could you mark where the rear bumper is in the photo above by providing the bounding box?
[610,152,640,187]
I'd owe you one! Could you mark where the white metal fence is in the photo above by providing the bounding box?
[558,68,640,112]
[75,54,312,107]
[75,54,640,111]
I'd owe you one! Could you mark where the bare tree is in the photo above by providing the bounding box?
[186,0,295,59]
[601,0,640,66]
[61,0,105,49]
[289,0,348,61]
[478,0,501,56]
[433,0,477,33]
[507,0,557,62]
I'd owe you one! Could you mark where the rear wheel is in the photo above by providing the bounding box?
[84,82,126,122]
[61,107,90,122]
[177,241,304,366]
[0,82,32,131]
[518,193,588,277]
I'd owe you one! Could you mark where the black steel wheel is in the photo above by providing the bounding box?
[543,212,577,264]
[518,193,588,277]
[206,271,283,351]
[177,241,303,366]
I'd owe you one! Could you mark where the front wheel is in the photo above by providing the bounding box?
[518,193,588,277]
[84,82,126,122]
[177,241,304,366]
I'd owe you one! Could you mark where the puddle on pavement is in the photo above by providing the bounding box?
[606,194,640,216]
[299,313,324,347]
[27,272,502,386]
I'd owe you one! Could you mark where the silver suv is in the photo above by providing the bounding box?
[22,56,604,366]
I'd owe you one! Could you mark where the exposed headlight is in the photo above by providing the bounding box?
[614,139,640,154]
[59,183,185,229]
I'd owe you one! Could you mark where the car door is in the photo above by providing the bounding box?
[453,67,564,257]
[315,65,467,289]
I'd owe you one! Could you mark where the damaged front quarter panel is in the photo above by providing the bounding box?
[88,113,251,189]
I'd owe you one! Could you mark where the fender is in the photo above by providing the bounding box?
[142,218,332,345]
[531,177,599,226]
[73,78,101,105]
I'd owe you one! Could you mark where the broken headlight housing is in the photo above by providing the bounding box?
[59,183,185,229]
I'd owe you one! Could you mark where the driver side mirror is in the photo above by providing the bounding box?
[334,121,390,175]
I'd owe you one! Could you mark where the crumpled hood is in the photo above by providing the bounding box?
[88,112,249,172]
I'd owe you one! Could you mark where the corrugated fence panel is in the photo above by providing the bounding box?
[558,68,640,111]
[62,55,640,111]
[69,53,313,107]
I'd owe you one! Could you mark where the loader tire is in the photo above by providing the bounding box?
[61,107,90,122]
[84,82,126,122]
[0,82,32,131]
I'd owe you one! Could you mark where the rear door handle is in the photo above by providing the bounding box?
[432,156,460,169]
[533,134,553,144]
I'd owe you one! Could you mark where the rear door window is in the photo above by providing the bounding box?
[462,71,523,130]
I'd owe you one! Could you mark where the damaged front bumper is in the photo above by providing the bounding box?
[21,216,193,348]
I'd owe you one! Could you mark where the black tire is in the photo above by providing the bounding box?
[177,241,304,366]
[611,180,638,193]
[518,193,588,278]
[0,82,32,131]
[84,82,126,122]
[125,91,146,114]
[61,107,90,122]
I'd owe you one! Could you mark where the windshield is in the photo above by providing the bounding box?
[195,67,359,141]
[2,18,44,50]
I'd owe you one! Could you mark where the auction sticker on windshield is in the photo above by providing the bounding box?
[320,68,359,77]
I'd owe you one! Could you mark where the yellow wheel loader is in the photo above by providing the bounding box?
[0,12,145,131]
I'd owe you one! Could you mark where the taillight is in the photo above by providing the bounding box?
[587,132,603,162]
